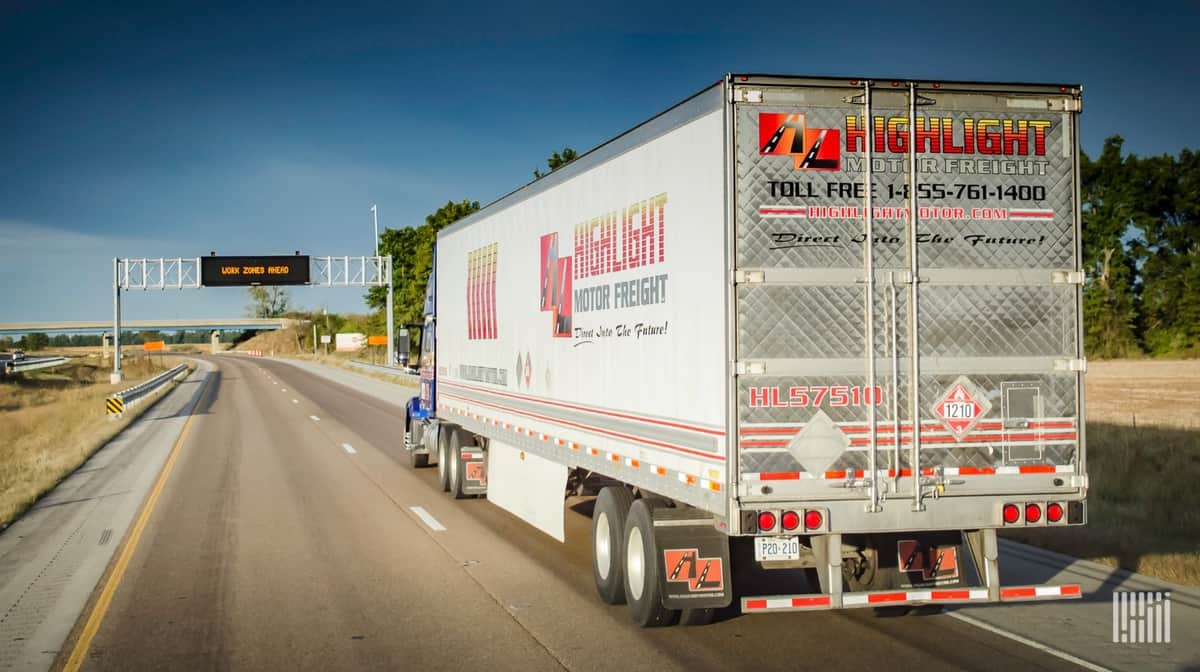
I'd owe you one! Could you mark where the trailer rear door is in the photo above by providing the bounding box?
[730,78,1085,512]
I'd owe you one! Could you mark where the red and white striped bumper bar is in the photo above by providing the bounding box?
[741,583,1081,612]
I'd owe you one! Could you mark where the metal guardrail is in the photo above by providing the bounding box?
[105,363,190,417]
[3,356,69,375]
[346,359,418,379]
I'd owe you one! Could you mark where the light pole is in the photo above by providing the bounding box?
[371,204,379,257]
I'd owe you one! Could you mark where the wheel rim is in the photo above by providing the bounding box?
[627,526,645,601]
[595,512,611,581]
[449,445,459,486]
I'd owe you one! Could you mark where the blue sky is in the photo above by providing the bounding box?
[2,0,1197,323]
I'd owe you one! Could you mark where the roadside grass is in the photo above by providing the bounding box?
[0,356,189,529]
[1002,420,1200,587]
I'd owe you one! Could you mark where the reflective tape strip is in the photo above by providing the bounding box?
[1000,584,1081,600]
[441,404,722,496]
[844,588,990,606]
[742,595,833,611]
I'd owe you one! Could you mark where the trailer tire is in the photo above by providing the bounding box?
[623,499,680,627]
[447,428,474,500]
[592,487,634,605]
[436,427,451,492]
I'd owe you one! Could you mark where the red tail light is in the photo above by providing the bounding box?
[781,511,800,531]
[1002,503,1020,524]
[804,510,823,530]
[1047,502,1064,523]
[757,511,777,532]
[1025,503,1042,523]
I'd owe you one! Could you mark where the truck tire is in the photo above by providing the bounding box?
[447,428,474,500]
[623,499,680,627]
[591,487,634,605]
[436,427,451,492]
[406,416,429,468]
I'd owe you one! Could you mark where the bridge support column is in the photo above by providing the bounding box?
[211,330,220,354]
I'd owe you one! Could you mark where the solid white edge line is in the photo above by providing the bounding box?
[409,506,447,532]
[946,611,1112,672]
[341,443,357,454]
[310,415,320,422]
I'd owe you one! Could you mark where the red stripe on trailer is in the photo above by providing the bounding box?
[1018,465,1058,474]
[868,592,910,604]
[1001,587,1036,599]
[761,472,802,481]
[741,440,790,447]
[931,590,971,600]
[438,391,724,462]
[745,599,767,610]
[792,596,831,608]
[440,380,724,436]
[1063,584,1082,596]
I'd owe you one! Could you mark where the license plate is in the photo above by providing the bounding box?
[754,536,800,562]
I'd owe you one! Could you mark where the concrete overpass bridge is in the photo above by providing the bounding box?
[0,318,302,336]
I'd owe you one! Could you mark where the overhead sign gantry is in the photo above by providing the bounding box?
[110,254,393,382]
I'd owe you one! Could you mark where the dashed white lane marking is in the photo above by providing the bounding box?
[281,389,287,393]
[341,443,357,454]
[310,415,320,422]
[946,611,1112,672]
[410,506,446,532]
[292,399,299,404]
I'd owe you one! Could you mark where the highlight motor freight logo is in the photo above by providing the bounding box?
[759,113,840,171]
[539,233,573,338]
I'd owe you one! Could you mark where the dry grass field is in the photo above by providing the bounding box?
[1005,359,1200,585]
[0,356,188,528]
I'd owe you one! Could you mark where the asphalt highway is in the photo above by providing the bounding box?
[64,355,1087,671]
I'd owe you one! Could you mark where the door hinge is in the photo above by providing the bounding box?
[1048,98,1082,113]
[736,361,767,375]
[1054,358,1087,373]
[732,88,764,104]
[1051,270,1084,285]
[734,269,765,284]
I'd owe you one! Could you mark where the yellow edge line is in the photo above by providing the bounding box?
[63,370,212,672]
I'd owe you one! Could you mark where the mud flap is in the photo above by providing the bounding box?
[844,531,970,592]
[460,447,488,496]
[652,507,732,610]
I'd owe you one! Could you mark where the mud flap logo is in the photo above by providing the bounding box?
[898,539,960,581]
[663,549,724,592]
[465,462,487,485]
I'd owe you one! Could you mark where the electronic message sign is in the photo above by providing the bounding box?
[200,255,310,286]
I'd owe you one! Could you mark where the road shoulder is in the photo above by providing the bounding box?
[0,360,213,671]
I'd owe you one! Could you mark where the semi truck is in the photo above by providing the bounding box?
[405,74,1086,626]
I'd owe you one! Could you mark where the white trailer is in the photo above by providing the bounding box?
[405,74,1087,626]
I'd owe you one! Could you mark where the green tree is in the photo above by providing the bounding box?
[533,147,578,179]
[22,333,50,351]
[246,286,291,318]
[1081,137,1141,358]
[366,199,481,325]
[1131,149,1200,354]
